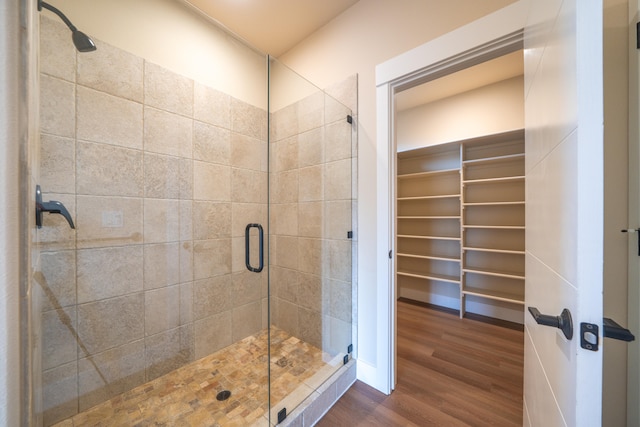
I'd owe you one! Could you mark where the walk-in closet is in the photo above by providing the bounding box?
[396,130,525,323]
[394,50,525,326]
[392,52,526,418]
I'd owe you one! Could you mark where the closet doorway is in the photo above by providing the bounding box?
[394,51,525,323]
[392,50,526,414]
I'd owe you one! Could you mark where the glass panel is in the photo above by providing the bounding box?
[34,9,271,426]
[268,57,353,420]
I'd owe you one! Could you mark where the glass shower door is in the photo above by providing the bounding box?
[268,57,354,422]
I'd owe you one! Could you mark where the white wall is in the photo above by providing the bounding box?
[280,0,517,381]
[1,0,24,425]
[44,0,267,108]
[396,76,524,152]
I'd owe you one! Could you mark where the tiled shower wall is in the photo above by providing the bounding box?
[269,81,356,358]
[37,16,268,425]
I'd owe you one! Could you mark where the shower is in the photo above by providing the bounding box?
[37,0,96,52]
[32,4,355,425]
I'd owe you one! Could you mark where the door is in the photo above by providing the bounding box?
[267,56,355,423]
[523,0,604,425]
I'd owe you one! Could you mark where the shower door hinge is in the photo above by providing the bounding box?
[621,228,640,255]
[347,114,353,124]
[343,343,354,365]
[277,408,287,424]
[389,250,393,259]
[347,231,353,239]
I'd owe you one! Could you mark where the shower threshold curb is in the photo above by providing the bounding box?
[274,358,357,427]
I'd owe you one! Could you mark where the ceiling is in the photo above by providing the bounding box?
[181,1,522,108]
[184,0,360,56]
[395,50,524,112]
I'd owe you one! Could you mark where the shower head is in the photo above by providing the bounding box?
[38,0,96,52]
[71,30,96,53]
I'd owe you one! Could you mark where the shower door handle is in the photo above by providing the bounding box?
[245,223,264,273]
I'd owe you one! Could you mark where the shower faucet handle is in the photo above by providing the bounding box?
[35,185,75,229]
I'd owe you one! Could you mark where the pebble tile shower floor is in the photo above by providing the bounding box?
[52,327,342,426]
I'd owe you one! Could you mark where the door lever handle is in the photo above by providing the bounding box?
[528,306,573,340]
[603,318,635,341]
[36,185,75,229]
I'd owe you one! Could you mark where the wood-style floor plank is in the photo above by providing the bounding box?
[317,300,524,426]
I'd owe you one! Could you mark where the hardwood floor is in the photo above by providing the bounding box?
[317,300,524,426]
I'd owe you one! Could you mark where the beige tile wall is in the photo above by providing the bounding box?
[37,16,267,425]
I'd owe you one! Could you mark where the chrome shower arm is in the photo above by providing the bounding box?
[38,0,77,32]
[37,0,96,52]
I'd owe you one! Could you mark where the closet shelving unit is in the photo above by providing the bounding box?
[396,130,525,321]
[460,131,525,318]
[397,142,462,300]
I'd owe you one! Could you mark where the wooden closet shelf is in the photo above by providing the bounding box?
[463,267,525,280]
[398,168,460,179]
[462,153,525,166]
[462,287,525,305]
[463,225,525,230]
[397,270,460,284]
[397,253,461,263]
[462,247,525,255]
[397,234,461,241]
[398,194,460,201]
[462,176,525,184]
[398,215,461,220]
[463,201,524,206]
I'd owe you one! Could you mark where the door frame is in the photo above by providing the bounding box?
[628,1,640,424]
[1,0,27,424]
[374,1,529,393]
